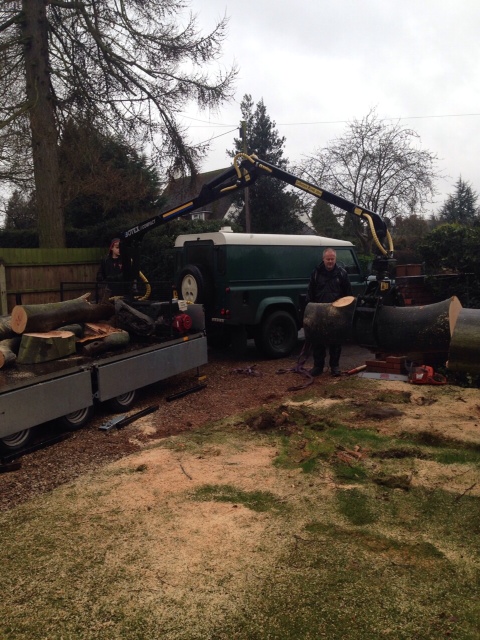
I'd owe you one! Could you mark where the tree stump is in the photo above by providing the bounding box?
[447,308,480,374]
[17,331,77,364]
[11,294,114,335]
[304,296,462,355]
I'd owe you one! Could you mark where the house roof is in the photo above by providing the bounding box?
[160,167,235,220]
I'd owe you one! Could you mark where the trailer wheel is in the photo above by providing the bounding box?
[256,310,298,359]
[107,389,137,412]
[0,429,33,452]
[58,406,94,431]
[177,265,212,305]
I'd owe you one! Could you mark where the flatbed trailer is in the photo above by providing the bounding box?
[0,305,207,451]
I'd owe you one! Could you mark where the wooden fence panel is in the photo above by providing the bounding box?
[0,248,104,314]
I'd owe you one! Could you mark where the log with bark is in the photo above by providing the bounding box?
[17,331,77,365]
[0,316,14,340]
[82,330,130,357]
[56,323,85,338]
[447,308,480,374]
[304,296,462,355]
[11,294,114,335]
[0,337,21,369]
[303,296,356,345]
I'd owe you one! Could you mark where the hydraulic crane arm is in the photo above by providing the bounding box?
[233,154,394,259]
[120,153,394,284]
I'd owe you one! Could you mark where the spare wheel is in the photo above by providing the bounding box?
[177,264,212,305]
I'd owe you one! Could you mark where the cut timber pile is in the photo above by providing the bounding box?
[3,294,119,366]
[11,294,114,335]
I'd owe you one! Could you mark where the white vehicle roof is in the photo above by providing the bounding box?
[174,228,354,248]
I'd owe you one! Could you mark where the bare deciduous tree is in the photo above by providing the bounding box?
[0,0,237,246]
[300,109,440,252]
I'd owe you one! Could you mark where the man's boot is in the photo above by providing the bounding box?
[310,362,324,377]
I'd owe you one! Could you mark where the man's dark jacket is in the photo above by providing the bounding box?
[97,255,124,295]
[306,262,352,304]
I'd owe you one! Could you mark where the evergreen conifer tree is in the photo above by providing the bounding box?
[438,177,479,225]
[228,95,303,234]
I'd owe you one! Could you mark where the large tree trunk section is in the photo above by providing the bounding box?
[82,330,130,357]
[0,337,21,369]
[447,308,480,374]
[304,296,462,355]
[359,296,461,353]
[0,316,14,340]
[11,296,114,335]
[303,297,356,346]
[17,331,77,365]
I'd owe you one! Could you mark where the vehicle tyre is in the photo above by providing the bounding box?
[0,429,33,452]
[107,389,137,413]
[177,265,213,305]
[57,405,94,431]
[256,310,298,359]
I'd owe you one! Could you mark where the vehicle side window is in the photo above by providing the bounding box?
[336,249,360,275]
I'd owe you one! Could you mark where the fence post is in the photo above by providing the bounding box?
[0,262,7,315]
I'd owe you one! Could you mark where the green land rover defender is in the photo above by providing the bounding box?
[174,228,365,358]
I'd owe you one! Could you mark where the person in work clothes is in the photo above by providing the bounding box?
[97,238,125,296]
[306,247,352,377]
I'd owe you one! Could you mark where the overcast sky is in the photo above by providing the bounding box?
[182,0,480,216]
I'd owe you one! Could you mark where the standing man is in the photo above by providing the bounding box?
[97,238,125,296]
[306,248,352,376]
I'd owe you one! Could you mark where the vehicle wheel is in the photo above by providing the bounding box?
[177,265,212,305]
[57,405,94,431]
[0,429,33,452]
[257,310,298,359]
[107,389,137,413]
